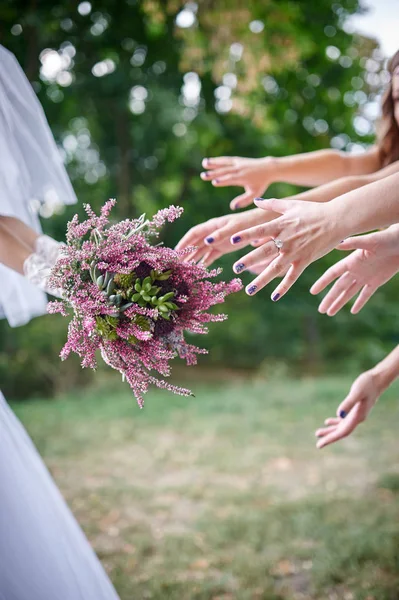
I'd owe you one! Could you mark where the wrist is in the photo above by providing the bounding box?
[370,365,395,394]
[259,156,279,184]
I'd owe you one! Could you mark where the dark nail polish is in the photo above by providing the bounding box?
[340,240,344,243]
[272,293,280,302]
[339,410,347,419]
[254,197,266,202]
[213,179,219,184]
[247,285,257,295]
[232,235,241,244]
[205,236,214,244]
[234,263,245,273]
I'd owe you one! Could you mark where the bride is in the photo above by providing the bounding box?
[0,46,120,599]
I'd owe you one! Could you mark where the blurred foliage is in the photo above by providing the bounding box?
[0,0,395,399]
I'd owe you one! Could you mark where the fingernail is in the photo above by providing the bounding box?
[200,172,209,179]
[212,179,219,184]
[234,263,245,273]
[252,240,259,244]
[233,203,240,210]
[272,293,280,302]
[254,197,266,202]
[247,285,257,295]
[232,235,241,244]
[340,240,344,243]
[205,236,214,244]
[339,410,347,419]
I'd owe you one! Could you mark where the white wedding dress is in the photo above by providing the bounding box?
[0,46,120,599]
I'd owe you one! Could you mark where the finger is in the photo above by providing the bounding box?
[184,246,208,263]
[315,425,337,438]
[351,284,376,314]
[251,239,268,247]
[175,223,213,251]
[232,241,277,274]
[204,224,251,248]
[200,167,237,182]
[230,191,256,211]
[211,174,243,187]
[324,417,341,426]
[317,272,355,313]
[229,220,281,247]
[326,281,362,316]
[245,254,288,296]
[269,262,306,301]
[254,197,291,215]
[336,385,364,419]
[337,232,379,251]
[202,157,234,169]
[200,249,223,267]
[317,408,360,449]
[247,262,268,275]
[310,261,347,295]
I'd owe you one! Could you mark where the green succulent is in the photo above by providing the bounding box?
[150,291,179,319]
[131,277,161,307]
[151,269,172,281]
[114,273,135,289]
[95,316,118,341]
[89,260,179,321]
[134,315,152,331]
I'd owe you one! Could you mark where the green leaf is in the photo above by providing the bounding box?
[161,292,175,301]
[143,276,152,287]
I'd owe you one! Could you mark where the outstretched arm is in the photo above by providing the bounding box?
[284,156,399,205]
[200,147,382,209]
[229,170,399,299]
[316,345,399,449]
[310,225,399,316]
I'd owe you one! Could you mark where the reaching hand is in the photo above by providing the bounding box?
[315,370,381,449]
[175,208,275,267]
[310,226,399,315]
[200,156,275,210]
[230,197,344,299]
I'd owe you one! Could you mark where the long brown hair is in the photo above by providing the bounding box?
[378,50,399,166]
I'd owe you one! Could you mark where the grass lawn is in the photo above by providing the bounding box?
[12,374,399,600]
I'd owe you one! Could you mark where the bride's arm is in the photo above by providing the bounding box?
[0,217,34,273]
[0,216,63,296]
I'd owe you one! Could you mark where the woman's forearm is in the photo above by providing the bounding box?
[371,345,399,391]
[331,171,399,238]
[270,147,381,188]
[287,158,399,205]
[0,219,34,274]
[0,216,38,252]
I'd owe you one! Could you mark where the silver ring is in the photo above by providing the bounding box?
[273,238,284,251]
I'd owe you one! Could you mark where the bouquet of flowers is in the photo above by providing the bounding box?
[48,200,242,407]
